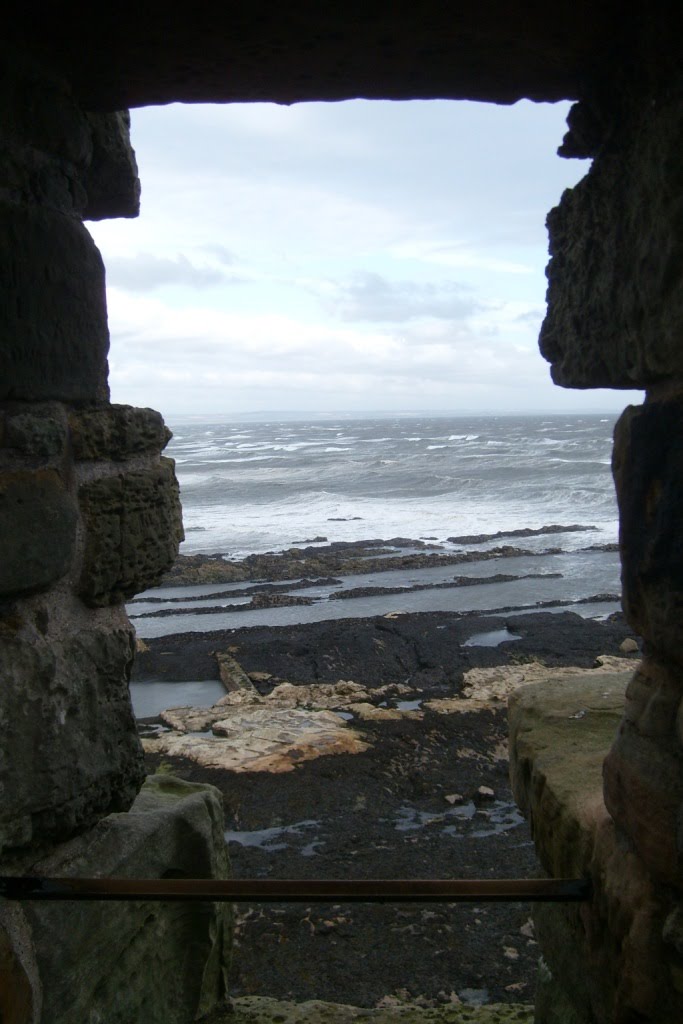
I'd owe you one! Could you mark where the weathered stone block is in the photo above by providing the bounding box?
[69,404,171,461]
[603,658,683,885]
[540,85,683,389]
[509,669,628,877]
[0,201,109,403]
[3,403,68,460]
[79,458,183,605]
[83,110,141,220]
[0,56,91,168]
[0,618,144,853]
[612,399,683,660]
[0,469,77,598]
[509,669,683,1023]
[2,774,231,1024]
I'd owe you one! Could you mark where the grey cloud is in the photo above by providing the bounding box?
[201,244,238,266]
[514,306,546,324]
[105,252,243,292]
[315,271,477,323]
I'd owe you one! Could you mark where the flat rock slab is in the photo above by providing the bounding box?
[427,656,634,714]
[145,707,370,773]
[508,668,632,877]
[3,774,231,1024]
[219,996,533,1024]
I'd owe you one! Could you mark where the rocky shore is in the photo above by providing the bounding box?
[134,542,640,1009]
[152,530,617,588]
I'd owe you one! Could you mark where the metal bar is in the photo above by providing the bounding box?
[0,876,591,903]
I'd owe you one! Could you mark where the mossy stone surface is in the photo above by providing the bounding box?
[212,996,533,1024]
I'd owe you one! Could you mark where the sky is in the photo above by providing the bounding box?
[88,99,642,419]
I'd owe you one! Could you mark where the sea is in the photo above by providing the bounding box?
[170,413,619,557]
[129,413,625,641]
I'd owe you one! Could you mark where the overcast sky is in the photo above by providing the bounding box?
[88,99,642,419]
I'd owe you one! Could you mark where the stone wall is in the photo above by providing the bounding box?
[509,671,683,1024]
[2,8,683,1023]
[0,402,183,853]
[0,51,223,1024]
[530,29,683,1023]
[0,47,184,855]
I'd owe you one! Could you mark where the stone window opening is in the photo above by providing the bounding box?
[2,11,683,1021]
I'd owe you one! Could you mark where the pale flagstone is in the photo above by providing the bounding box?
[425,655,637,714]
[159,678,411,733]
[144,707,371,773]
[144,656,637,776]
[144,673,420,773]
[346,703,424,721]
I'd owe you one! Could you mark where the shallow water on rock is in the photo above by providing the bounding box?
[392,801,525,840]
[462,629,522,648]
[130,548,621,638]
[225,819,323,856]
[130,680,226,718]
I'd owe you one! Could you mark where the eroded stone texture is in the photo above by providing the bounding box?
[146,707,371,774]
[0,201,109,404]
[69,404,171,460]
[539,67,683,389]
[78,457,183,605]
[83,111,141,220]
[2,403,68,461]
[224,995,533,1024]
[603,657,683,885]
[0,58,143,407]
[0,903,40,1024]
[0,469,77,598]
[0,54,92,215]
[0,614,144,854]
[509,670,683,1023]
[8,774,231,1024]
[612,398,683,659]
[2,2,634,109]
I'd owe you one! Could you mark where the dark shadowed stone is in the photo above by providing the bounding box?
[509,670,683,1023]
[612,399,683,659]
[83,111,141,221]
[603,657,683,885]
[78,458,184,606]
[3,403,68,460]
[0,469,77,597]
[0,3,653,109]
[69,404,171,461]
[0,201,109,403]
[0,620,144,853]
[540,75,683,389]
[13,774,231,1024]
[0,54,91,166]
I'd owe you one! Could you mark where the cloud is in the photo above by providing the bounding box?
[390,240,534,275]
[105,287,542,406]
[104,252,244,292]
[308,271,477,323]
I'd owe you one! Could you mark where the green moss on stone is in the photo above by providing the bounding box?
[210,996,533,1024]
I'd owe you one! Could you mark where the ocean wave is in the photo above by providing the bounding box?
[168,414,619,558]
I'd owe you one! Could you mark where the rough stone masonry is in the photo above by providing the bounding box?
[1,4,682,1022]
